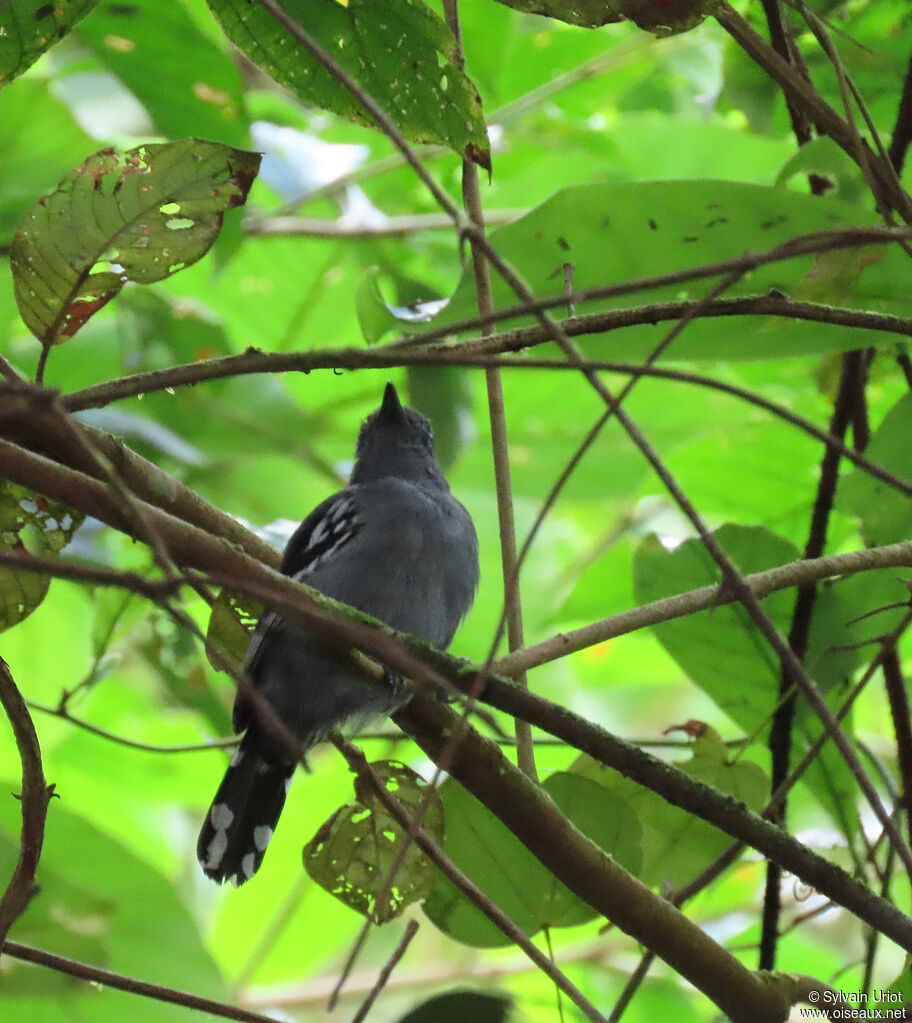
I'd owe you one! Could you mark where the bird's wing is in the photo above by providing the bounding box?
[232,488,363,732]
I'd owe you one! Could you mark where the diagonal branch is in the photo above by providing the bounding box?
[1,940,282,1023]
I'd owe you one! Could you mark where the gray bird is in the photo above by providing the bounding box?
[197,382,479,885]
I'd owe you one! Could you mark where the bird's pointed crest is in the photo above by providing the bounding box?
[378,381,405,423]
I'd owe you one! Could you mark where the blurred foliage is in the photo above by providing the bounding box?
[1,1,911,1021]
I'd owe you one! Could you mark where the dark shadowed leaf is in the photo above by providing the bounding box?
[396,990,512,1023]
[304,760,442,923]
[0,0,96,85]
[11,139,260,346]
[205,0,489,163]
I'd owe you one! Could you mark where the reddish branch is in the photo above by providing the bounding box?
[0,659,52,950]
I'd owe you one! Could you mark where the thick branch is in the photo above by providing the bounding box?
[395,692,790,1023]
[0,389,276,567]
[454,672,912,954]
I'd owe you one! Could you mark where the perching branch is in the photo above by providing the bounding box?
[394,690,793,1023]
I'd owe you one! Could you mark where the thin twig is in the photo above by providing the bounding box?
[248,210,524,238]
[27,699,239,755]
[60,225,912,413]
[1,940,282,1023]
[462,674,912,954]
[349,920,419,1023]
[442,0,535,779]
[715,2,912,221]
[48,344,912,501]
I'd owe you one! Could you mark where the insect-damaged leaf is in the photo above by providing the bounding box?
[205,0,489,166]
[304,760,443,923]
[205,589,261,675]
[0,482,84,630]
[11,139,260,346]
[0,1,97,86]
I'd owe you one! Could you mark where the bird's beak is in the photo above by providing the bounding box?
[379,381,405,423]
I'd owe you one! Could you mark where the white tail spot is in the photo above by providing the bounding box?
[210,803,234,829]
[253,825,273,851]
[203,830,228,869]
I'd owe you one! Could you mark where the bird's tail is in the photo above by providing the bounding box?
[196,732,294,886]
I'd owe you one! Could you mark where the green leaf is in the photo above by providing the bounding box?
[79,0,250,146]
[355,265,448,346]
[423,772,640,945]
[304,760,443,923]
[0,0,97,85]
[573,730,768,889]
[204,0,489,164]
[838,393,912,547]
[205,588,260,675]
[431,180,906,361]
[11,139,261,346]
[0,78,94,246]
[774,136,868,205]
[632,524,862,839]
[422,777,549,947]
[540,771,642,925]
[0,482,84,630]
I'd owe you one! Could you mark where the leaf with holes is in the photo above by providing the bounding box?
[0,482,84,630]
[205,589,261,675]
[0,0,97,85]
[303,760,443,924]
[206,0,489,165]
[11,139,260,346]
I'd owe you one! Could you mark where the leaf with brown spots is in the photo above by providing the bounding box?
[11,139,261,347]
[0,0,97,85]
